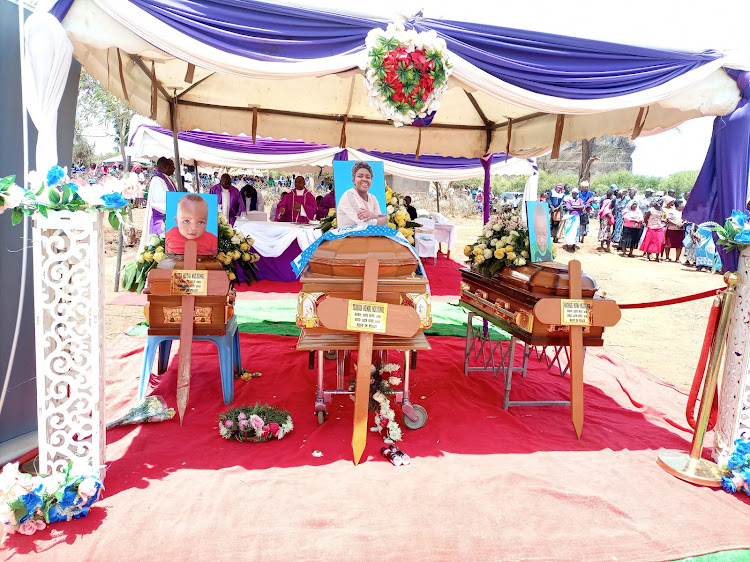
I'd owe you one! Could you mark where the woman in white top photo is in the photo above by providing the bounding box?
[336,162,387,228]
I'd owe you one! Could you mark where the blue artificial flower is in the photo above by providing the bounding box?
[735,439,750,456]
[100,192,128,208]
[18,490,43,524]
[46,503,69,523]
[65,182,79,193]
[728,452,746,470]
[730,210,748,227]
[734,227,750,244]
[46,166,66,187]
[721,475,737,493]
[59,485,81,509]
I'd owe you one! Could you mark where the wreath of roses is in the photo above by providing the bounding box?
[218,403,293,442]
[362,24,452,127]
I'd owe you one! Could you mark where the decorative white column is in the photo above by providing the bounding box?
[714,247,750,463]
[32,210,105,478]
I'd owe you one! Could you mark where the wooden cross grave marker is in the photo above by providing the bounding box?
[146,240,230,423]
[317,256,421,464]
[532,260,620,438]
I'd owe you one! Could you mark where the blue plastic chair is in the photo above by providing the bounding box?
[138,316,240,404]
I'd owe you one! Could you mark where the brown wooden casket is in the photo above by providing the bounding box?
[296,236,432,332]
[145,257,235,336]
[460,262,612,346]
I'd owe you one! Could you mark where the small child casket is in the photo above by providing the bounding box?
[296,236,432,332]
[145,258,235,336]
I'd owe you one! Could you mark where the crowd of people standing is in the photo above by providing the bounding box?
[544,182,721,272]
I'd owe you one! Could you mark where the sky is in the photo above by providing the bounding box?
[631,117,714,177]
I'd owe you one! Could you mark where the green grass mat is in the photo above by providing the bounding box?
[125,299,510,340]
[674,551,750,562]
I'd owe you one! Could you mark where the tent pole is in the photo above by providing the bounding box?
[436,182,440,213]
[481,154,493,225]
[170,99,184,191]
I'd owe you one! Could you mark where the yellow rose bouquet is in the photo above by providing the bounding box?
[121,213,261,293]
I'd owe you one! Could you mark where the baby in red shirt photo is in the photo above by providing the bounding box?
[165,193,218,255]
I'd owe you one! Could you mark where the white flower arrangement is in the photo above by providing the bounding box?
[0,166,134,228]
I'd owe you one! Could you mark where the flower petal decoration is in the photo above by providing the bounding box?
[361,23,452,127]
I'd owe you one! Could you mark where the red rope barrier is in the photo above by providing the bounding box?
[618,288,722,309]
[686,296,721,431]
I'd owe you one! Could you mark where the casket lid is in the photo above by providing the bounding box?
[493,261,598,297]
[308,236,418,277]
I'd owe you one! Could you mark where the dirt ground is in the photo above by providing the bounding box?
[104,209,722,389]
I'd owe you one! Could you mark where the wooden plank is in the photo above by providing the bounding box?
[176,241,198,424]
[352,257,379,465]
[147,268,229,296]
[533,298,621,326]
[568,260,584,439]
[317,297,420,338]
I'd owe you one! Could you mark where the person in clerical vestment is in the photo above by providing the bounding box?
[209,174,245,225]
[336,162,388,228]
[146,157,177,235]
[275,176,317,223]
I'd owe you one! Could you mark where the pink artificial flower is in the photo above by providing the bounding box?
[238,413,247,420]
[249,415,264,430]
[17,519,44,536]
[69,178,87,187]
[224,420,233,427]
[268,423,280,436]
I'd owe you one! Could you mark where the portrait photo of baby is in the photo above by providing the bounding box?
[165,192,219,255]
[526,201,554,262]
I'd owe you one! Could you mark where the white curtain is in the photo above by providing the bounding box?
[23,12,73,173]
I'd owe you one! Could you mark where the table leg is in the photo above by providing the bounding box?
[315,350,326,413]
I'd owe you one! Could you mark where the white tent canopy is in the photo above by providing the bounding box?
[128,117,537,182]
[52,0,750,159]
[99,154,152,165]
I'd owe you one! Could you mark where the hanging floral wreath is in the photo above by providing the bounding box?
[362,24,452,127]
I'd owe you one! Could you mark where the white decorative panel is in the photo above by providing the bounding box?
[32,211,105,478]
[714,248,750,464]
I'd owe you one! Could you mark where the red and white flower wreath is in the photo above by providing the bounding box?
[362,23,453,127]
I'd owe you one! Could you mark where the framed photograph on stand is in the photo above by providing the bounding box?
[333,160,387,229]
[526,201,554,262]
[165,192,219,255]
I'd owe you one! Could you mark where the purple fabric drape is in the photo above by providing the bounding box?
[128,0,379,61]
[50,0,74,20]
[131,125,533,170]
[252,242,302,282]
[481,154,493,225]
[106,0,720,100]
[409,19,720,99]
[682,70,750,272]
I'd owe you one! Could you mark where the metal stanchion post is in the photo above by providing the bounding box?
[657,272,739,486]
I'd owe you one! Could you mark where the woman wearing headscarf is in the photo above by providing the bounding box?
[639,200,666,261]
[548,183,565,242]
[597,189,615,252]
[611,189,627,249]
[694,223,722,272]
[619,200,644,257]
[561,188,585,252]
[663,197,685,262]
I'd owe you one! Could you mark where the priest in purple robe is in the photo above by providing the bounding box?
[276,176,317,223]
[209,174,245,225]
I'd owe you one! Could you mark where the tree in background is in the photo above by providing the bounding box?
[76,69,136,171]
[72,120,95,166]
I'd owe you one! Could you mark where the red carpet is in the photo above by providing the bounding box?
[5,334,749,560]
[108,254,463,305]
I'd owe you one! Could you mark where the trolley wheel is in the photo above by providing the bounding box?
[402,404,427,430]
[316,411,326,425]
